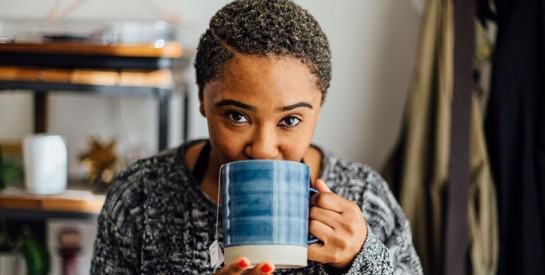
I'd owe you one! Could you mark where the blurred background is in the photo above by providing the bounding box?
[0,0,420,176]
[2,1,543,275]
[0,1,421,274]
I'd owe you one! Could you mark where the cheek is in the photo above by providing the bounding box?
[281,128,316,161]
[298,118,319,156]
[285,148,307,162]
[207,120,246,161]
[213,140,246,164]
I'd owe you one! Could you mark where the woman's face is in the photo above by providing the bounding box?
[200,55,322,165]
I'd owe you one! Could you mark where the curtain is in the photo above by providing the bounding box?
[484,0,545,274]
[382,0,498,274]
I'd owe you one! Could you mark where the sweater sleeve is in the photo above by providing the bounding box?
[346,180,423,274]
[91,164,145,274]
[322,161,423,275]
[91,209,141,274]
[341,222,422,275]
[322,222,422,275]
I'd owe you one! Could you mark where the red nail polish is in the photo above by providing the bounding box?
[238,258,250,268]
[261,263,273,273]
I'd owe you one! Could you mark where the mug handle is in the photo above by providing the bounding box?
[308,188,320,244]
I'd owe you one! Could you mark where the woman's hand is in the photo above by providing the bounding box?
[308,179,367,269]
[214,257,275,275]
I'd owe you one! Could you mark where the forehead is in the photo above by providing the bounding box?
[206,55,321,102]
[225,54,314,80]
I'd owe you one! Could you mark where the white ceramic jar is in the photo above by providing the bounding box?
[23,134,67,195]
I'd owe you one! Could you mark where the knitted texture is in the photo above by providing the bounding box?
[91,141,423,274]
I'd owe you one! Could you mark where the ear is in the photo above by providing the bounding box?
[198,89,206,117]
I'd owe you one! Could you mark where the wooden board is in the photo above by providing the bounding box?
[0,66,172,87]
[0,187,105,214]
[0,42,183,58]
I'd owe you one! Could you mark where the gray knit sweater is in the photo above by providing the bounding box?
[91,140,423,274]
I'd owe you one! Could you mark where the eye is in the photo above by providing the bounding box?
[278,116,301,127]
[227,111,249,123]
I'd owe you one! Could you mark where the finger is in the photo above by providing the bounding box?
[307,225,330,264]
[314,179,331,193]
[215,257,251,275]
[309,218,335,244]
[246,262,275,274]
[310,192,344,213]
[310,204,342,228]
[308,219,365,268]
[308,241,327,263]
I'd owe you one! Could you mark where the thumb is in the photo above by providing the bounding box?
[314,179,331,193]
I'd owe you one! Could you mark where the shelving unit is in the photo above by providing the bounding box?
[0,186,104,275]
[0,41,190,150]
[0,42,191,274]
[0,187,104,220]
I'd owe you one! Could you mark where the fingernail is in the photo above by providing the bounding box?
[238,258,250,268]
[261,263,273,273]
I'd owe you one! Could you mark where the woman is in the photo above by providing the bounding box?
[91,0,423,274]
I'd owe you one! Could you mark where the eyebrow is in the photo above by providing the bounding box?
[215,99,313,112]
[276,102,313,112]
[215,99,255,111]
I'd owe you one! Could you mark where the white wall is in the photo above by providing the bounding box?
[0,0,420,175]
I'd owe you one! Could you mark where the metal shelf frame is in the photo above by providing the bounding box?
[0,80,172,150]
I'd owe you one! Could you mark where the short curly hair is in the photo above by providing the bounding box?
[194,0,332,102]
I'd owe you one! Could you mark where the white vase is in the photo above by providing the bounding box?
[23,134,68,195]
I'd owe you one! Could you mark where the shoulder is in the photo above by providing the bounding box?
[99,142,195,226]
[319,148,388,196]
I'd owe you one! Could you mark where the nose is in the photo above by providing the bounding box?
[245,125,279,159]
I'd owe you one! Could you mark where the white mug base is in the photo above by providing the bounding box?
[224,245,307,269]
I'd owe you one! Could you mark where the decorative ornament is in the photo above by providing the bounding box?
[78,137,120,186]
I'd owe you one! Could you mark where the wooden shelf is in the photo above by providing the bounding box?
[0,187,105,219]
[0,42,187,70]
[0,41,183,58]
[0,41,191,150]
[0,66,173,88]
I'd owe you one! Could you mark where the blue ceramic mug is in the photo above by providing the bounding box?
[221,159,318,268]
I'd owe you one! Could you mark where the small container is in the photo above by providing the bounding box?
[23,134,67,195]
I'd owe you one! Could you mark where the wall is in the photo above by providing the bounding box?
[0,0,420,176]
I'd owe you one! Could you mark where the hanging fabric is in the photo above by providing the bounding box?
[381,0,498,274]
[444,0,475,272]
[484,0,545,274]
